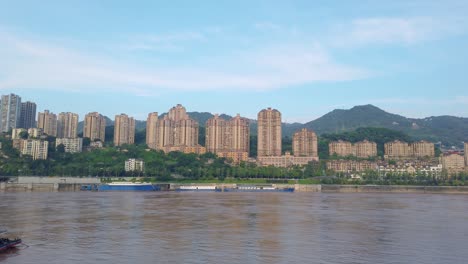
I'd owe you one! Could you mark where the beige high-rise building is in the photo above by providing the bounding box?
[57,112,79,138]
[329,140,353,157]
[37,110,57,137]
[441,153,465,175]
[293,128,318,157]
[384,140,435,159]
[154,104,202,153]
[257,107,281,157]
[411,140,435,157]
[205,114,250,162]
[465,142,468,166]
[354,140,377,158]
[146,112,159,150]
[206,114,227,153]
[84,112,106,142]
[228,114,250,153]
[384,140,411,159]
[114,114,135,146]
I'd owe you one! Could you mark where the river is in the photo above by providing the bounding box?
[1,192,467,263]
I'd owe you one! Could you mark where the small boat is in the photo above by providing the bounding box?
[0,238,22,251]
[97,182,158,191]
[176,185,219,192]
[224,185,294,192]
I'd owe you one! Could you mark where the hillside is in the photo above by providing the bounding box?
[304,105,468,147]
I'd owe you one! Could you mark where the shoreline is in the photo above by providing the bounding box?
[2,181,468,194]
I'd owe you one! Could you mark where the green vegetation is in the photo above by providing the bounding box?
[0,136,328,180]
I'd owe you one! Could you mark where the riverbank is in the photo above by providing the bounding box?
[2,180,468,194]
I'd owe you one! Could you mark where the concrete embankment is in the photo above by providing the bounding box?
[2,177,468,194]
[321,185,468,194]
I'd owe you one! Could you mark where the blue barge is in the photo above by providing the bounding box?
[98,182,159,191]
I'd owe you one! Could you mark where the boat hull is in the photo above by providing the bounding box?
[98,184,158,191]
[0,239,21,251]
[223,188,294,192]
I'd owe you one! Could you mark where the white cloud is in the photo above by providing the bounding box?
[332,16,467,47]
[0,30,368,94]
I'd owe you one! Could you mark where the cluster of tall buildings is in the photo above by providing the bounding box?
[256,108,319,167]
[2,93,467,174]
[146,104,204,154]
[205,114,250,163]
[1,94,36,132]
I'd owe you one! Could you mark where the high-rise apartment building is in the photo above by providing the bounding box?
[257,107,281,157]
[146,112,159,149]
[114,113,135,146]
[37,110,57,137]
[0,93,21,132]
[19,101,36,129]
[205,114,250,162]
[354,140,378,158]
[441,153,465,175]
[84,112,106,142]
[329,140,354,157]
[411,140,435,157]
[229,114,250,153]
[384,140,411,159]
[206,114,228,153]
[57,112,79,138]
[153,104,202,153]
[292,128,318,157]
[384,140,435,159]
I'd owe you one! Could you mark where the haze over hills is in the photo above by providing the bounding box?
[78,105,468,147]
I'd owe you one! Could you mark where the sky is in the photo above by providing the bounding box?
[0,0,467,123]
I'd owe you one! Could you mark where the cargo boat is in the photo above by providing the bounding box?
[98,182,159,191]
[176,185,219,192]
[223,185,294,192]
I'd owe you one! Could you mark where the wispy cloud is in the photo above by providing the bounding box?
[0,30,368,94]
[332,16,467,47]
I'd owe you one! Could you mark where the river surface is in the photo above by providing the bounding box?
[1,192,468,264]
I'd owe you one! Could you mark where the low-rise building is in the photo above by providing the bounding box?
[216,151,249,163]
[56,138,83,153]
[160,145,206,155]
[257,152,318,167]
[21,139,48,160]
[327,160,378,173]
[28,128,44,138]
[11,128,26,139]
[90,141,103,149]
[125,159,144,172]
[378,164,442,176]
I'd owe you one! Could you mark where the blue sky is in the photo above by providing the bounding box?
[0,0,467,122]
